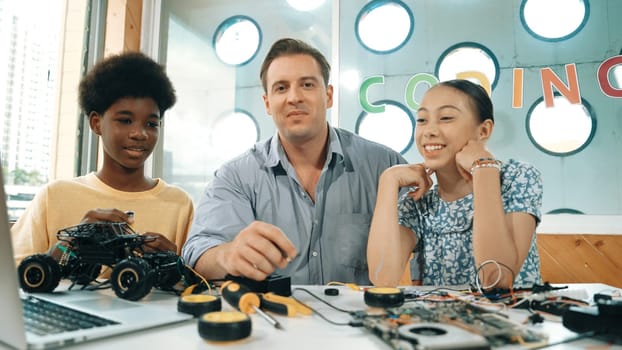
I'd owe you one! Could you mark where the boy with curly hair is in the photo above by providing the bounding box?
[11,52,193,265]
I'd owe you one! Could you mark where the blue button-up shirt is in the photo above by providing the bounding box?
[182,126,406,284]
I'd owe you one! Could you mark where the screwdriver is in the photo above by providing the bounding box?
[221,280,284,330]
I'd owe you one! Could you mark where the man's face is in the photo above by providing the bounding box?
[262,54,333,146]
[90,97,161,171]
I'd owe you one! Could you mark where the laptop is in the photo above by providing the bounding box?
[0,169,192,350]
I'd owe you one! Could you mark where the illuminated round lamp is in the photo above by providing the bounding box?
[525,95,596,157]
[213,16,261,66]
[520,0,589,42]
[355,0,414,54]
[355,100,415,154]
[209,109,259,160]
[435,42,500,91]
[286,0,326,12]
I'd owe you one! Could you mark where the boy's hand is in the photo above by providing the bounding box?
[218,221,298,281]
[141,232,177,253]
[80,208,135,225]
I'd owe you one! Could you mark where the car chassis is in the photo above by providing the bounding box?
[17,222,182,301]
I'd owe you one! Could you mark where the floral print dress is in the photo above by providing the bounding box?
[398,159,543,287]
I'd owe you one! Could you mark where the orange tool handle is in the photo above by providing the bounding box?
[221,280,260,314]
[260,292,312,316]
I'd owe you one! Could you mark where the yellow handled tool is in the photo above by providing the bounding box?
[260,292,312,316]
[221,280,284,330]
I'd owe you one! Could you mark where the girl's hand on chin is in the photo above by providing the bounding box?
[455,140,494,181]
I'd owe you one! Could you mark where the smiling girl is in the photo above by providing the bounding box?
[367,79,542,289]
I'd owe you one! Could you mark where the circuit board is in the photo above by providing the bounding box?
[361,299,548,350]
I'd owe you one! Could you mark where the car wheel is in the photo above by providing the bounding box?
[110,258,154,301]
[18,254,62,293]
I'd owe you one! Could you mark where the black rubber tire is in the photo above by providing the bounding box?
[18,254,62,293]
[110,258,154,301]
[178,294,222,317]
[198,311,251,342]
[364,287,405,308]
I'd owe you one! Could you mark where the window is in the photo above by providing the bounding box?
[209,109,259,160]
[525,95,596,156]
[213,15,261,66]
[520,0,589,41]
[0,0,64,217]
[356,100,414,154]
[355,0,414,54]
[436,42,500,91]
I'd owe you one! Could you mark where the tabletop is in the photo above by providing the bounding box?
[4,283,621,350]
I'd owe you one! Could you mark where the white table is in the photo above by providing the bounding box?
[5,283,621,350]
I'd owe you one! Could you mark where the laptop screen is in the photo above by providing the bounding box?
[0,167,29,349]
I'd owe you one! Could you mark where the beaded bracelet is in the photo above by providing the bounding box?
[470,157,502,175]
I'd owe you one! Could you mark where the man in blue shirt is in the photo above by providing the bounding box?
[182,38,406,285]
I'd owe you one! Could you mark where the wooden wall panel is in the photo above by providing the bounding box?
[537,234,622,288]
[105,0,142,56]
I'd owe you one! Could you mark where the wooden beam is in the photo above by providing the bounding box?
[104,0,143,56]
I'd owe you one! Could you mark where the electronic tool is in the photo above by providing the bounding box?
[260,292,312,316]
[221,281,283,329]
[225,274,292,296]
[562,299,622,339]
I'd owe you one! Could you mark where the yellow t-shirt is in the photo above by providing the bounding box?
[11,173,194,264]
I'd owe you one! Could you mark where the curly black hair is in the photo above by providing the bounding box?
[78,51,176,117]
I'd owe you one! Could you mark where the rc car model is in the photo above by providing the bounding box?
[17,222,182,301]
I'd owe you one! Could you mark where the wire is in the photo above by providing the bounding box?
[291,287,361,326]
[293,287,355,314]
[475,259,516,293]
[180,259,212,293]
[408,287,471,299]
[326,281,364,291]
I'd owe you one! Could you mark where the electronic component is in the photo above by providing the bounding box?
[362,299,548,349]
[562,299,622,339]
[324,287,339,296]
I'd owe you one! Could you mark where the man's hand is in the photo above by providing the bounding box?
[217,221,298,281]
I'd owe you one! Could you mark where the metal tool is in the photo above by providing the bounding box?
[221,280,284,330]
